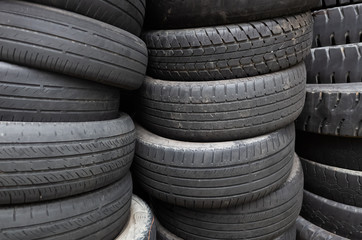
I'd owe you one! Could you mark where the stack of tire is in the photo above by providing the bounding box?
[0,0,152,239]
[133,1,318,239]
[295,1,362,239]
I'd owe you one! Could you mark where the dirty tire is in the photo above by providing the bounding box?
[305,44,362,84]
[313,4,362,47]
[0,61,120,122]
[134,124,295,209]
[296,131,362,171]
[296,216,348,240]
[0,0,148,90]
[145,0,318,29]
[153,156,303,240]
[301,190,362,239]
[315,0,362,9]
[157,220,296,240]
[115,195,156,240]
[0,173,133,240]
[24,0,145,36]
[0,114,135,204]
[138,63,306,142]
[295,83,362,137]
[144,12,313,81]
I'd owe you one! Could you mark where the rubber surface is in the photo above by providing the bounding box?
[306,44,362,84]
[313,4,362,47]
[0,173,133,240]
[295,83,362,137]
[157,220,297,240]
[296,130,362,171]
[144,12,313,81]
[0,61,120,122]
[24,0,146,36]
[116,195,156,240]
[138,63,306,142]
[301,190,362,239]
[315,0,362,9]
[0,114,135,204]
[0,0,148,90]
[134,123,295,208]
[153,156,303,240]
[144,0,318,29]
[296,216,348,240]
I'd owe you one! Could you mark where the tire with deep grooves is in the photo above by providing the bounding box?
[301,190,362,239]
[0,0,148,90]
[144,12,313,81]
[0,114,135,204]
[153,156,303,240]
[295,83,362,137]
[144,0,318,29]
[0,61,120,122]
[0,173,133,240]
[138,63,306,142]
[315,0,362,9]
[134,123,295,209]
[24,0,146,36]
[296,216,348,240]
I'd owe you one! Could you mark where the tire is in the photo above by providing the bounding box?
[24,0,145,36]
[144,12,313,81]
[153,156,303,240]
[301,190,362,239]
[295,83,362,137]
[296,216,348,240]
[138,63,306,142]
[0,173,133,240]
[115,195,156,240]
[0,114,135,204]
[0,0,147,90]
[313,4,362,47]
[306,44,362,84]
[315,0,362,9]
[134,123,295,209]
[0,61,120,122]
[144,0,318,29]
[296,130,362,171]
[156,220,297,240]
[301,157,362,207]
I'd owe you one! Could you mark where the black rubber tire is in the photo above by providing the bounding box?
[144,0,318,29]
[295,83,362,137]
[0,0,147,90]
[153,156,303,240]
[313,4,362,48]
[156,220,297,240]
[144,12,313,81]
[306,44,362,84]
[24,0,145,36]
[115,195,156,240]
[0,172,133,240]
[0,61,120,122]
[137,63,306,142]
[0,114,135,204]
[301,190,362,239]
[296,216,348,240]
[315,0,362,9]
[134,123,295,209]
[296,130,362,171]
[301,157,362,207]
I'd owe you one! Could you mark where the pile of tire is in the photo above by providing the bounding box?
[132,1,318,239]
[295,1,362,239]
[0,1,156,239]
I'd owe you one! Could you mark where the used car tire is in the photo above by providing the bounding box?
[0,114,135,204]
[134,123,295,208]
[144,12,313,81]
[0,0,148,90]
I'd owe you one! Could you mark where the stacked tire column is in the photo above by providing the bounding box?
[0,1,152,239]
[295,1,362,239]
[133,1,317,239]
